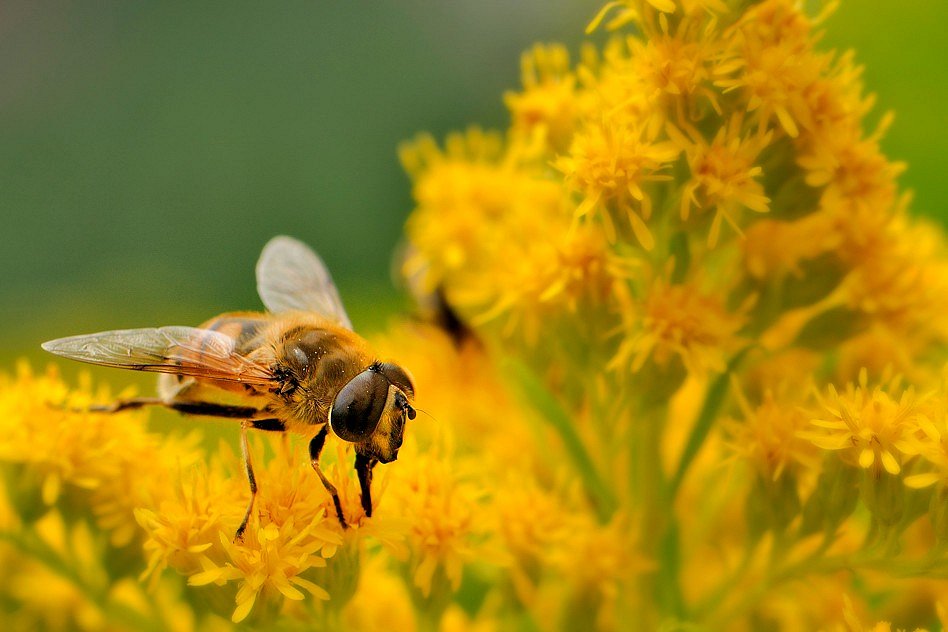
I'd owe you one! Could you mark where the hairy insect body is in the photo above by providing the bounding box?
[42,236,416,536]
[267,317,372,430]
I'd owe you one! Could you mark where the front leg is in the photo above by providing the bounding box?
[355,454,378,517]
[309,426,347,529]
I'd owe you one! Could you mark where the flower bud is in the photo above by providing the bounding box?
[799,457,860,536]
[861,469,904,531]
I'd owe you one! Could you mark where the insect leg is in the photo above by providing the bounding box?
[89,398,261,419]
[232,418,285,541]
[354,454,378,517]
[235,421,257,541]
[309,427,347,529]
[88,397,165,413]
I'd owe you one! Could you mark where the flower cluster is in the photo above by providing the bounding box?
[4,0,948,629]
[397,0,948,628]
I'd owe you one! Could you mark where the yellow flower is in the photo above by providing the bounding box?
[342,558,417,632]
[139,436,342,623]
[668,114,771,246]
[0,363,202,546]
[726,384,819,482]
[555,118,679,249]
[626,12,721,117]
[401,128,566,316]
[611,277,747,376]
[6,511,108,631]
[473,219,625,343]
[901,387,948,490]
[715,0,829,138]
[489,474,571,606]
[504,44,583,151]
[136,460,238,587]
[545,514,653,631]
[379,449,484,598]
[742,213,839,280]
[840,215,948,343]
[401,129,631,344]
[805,370,922,476]
[201,517,335,624]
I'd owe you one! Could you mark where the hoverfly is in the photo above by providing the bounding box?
[42,236,416,539]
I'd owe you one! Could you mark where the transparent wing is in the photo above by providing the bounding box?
[41,326,274,385]
[256,235,353,329]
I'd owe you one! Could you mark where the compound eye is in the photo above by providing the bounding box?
[377,362,415,397]
[329,369,389,442]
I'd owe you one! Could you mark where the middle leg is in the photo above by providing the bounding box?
[309,426,347,529]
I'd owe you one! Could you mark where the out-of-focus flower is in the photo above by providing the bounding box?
[379,449,485,599]
[805,370,921,476]
[611,278,747,376]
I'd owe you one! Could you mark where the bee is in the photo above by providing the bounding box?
[42,236,417,539]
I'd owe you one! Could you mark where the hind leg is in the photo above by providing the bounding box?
[88,396,262,419]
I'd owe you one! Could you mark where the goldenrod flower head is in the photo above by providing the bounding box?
[342,558,417,632]
[7,511,108,631]
[201,516,335,624]
[555,119,679,249]
[505,44,582,151]
[726,384,818,482]
[612,277,746,376]
[806,370,921,476]
[380,449,485,599]
[138,436,342,623]
[900,385,948,491]
[0,364,200,545]
[402,132,625,344]
[716,0,828,138]
[800,119,903,218]
[668,114,771,246]
[582,38,659,136]
[841,216,948,341]
[743,214,839,280]
[491,475,567,565]
[136,461,236,586]
[546,514,653,631]
[629,24,715,105]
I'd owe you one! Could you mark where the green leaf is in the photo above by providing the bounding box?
[667,347,751,499]
[504,359,617,522]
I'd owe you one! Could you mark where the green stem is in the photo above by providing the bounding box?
[705,543,948,627]
[667,348,751,499]
[658,348,753,622]
[505,359,617,522]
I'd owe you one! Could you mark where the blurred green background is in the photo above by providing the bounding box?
[2,0,946,369]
